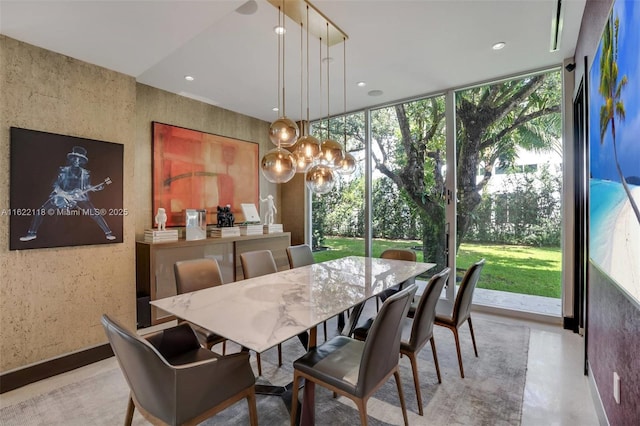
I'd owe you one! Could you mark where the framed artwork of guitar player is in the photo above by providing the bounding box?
[9,127,124,250]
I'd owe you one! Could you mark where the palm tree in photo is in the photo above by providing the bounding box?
[598,14,640,224]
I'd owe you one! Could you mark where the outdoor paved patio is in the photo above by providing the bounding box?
[416,280,563,324]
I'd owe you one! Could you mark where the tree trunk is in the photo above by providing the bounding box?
[421,201,446,275]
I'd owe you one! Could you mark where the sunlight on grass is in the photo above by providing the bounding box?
[313,237,562,298]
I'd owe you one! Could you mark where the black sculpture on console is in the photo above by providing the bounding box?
[216,205,235,228]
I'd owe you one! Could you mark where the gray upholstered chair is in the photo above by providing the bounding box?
[239,249,282,375]
[101,314,257,426]
[434,258,485,378]
[377,248,418,309]
[290,284,417,426]
[240,249,279,279]
[286,244,315,269]
[286,244,329,341]
[174,258,226,353]
[354,267,450,415]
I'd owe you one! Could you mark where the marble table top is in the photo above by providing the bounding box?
[151,256,435,353]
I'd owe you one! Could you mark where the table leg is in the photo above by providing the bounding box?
[299,326,317,426]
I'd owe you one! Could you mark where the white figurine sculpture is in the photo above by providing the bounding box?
[260,194,277,225]
[155,207,167,231]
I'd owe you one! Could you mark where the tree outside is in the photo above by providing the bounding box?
[311,69,563,298]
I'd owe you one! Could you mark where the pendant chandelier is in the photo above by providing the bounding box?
[268,3,299,148]
[262,4,297,184]
[293,7,321,174]
[262,0,351,189]
[336,37,356,176]
[318,23,344,169]
[305,28,336,194]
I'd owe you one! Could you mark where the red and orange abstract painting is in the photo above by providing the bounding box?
[152,122,259,227]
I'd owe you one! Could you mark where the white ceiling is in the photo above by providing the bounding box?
[0,0,586,123]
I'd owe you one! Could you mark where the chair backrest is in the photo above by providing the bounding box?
[407,267,450,350]
[381,248,417,286]
[174,258,224,294]
[452,259,486,326]
[101,314,177,424]
[240,250,277,279]
[380,248,417,262]
[286,244,314,268]
[357,284,417,396]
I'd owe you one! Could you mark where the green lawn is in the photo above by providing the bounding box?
[313,236,562,298]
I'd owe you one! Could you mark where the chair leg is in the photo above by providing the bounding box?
[407,352,424,416]
[323,321,328,341]
[290,373,302,426]
[430,337,442,384]
[124,396,135,426]
[278,343,283,366]
[256,352,262,376]
[468,317,479,357]
[247,387,259,426]
[393,370,409,426]
[355,398,369,426]
[451,327,465,378]
[375,297,380,312]
[222,340,226,355]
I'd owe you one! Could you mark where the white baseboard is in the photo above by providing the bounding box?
[588,362,610,426]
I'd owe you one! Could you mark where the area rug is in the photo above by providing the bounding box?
[0,315,529,426]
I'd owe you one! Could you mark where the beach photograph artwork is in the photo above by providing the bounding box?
[589,0,640,303]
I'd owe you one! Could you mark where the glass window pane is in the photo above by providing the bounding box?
[310,112,365,261]
[455,70,563,306]
[370,96,447,275]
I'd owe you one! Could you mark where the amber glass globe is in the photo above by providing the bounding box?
[269,116,299,147]
[261,147,297,183]
[319,138,344,168]
[337,152,357,175]
[293,134,321,173]
[305,164,336,194]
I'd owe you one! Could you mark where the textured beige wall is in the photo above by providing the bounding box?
[0,36,137,372]
[134,84,277,235]
[0,36,280,373]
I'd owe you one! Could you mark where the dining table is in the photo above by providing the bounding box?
[151,255,435,425]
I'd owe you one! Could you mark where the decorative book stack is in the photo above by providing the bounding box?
[210,226,241,238]
[239,224,264,236]
[144,229,179,243]
[263,224,283,234]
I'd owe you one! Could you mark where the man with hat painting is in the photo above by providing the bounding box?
[20,146,116,242]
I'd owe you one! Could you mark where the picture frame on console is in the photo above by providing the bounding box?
[152,122,259,228]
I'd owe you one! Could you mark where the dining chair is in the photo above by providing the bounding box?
[239,249,283,376]
[286,244,329,341]
[354,267,450,415]
[285,243,315,269]
[290,284,417,426]
[174,258,227,353]
[434,258,486,378]
[377,248,418,310]
[101,314,258,426]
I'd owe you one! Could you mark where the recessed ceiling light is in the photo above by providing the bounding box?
[184,75,194,81]
[272,107,279,112]
[357,81,366,87]
[492,42,506,50]
[274,26,285,35]
[368,90,383,97]
[235,0,258,15]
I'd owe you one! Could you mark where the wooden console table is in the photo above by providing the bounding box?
[136,232,291,326]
